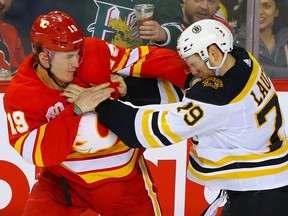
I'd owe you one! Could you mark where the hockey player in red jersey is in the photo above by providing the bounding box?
[3,11,190,216]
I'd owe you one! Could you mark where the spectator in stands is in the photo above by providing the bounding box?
[0,0,25,74]
[234,0,288,79]
[216,0,239,22]
[229,0,243,32]
[182,0,221,25]
[181,0,233,32]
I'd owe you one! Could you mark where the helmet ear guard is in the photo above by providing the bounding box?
[177,19,233,70]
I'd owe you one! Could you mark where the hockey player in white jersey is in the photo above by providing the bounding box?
[96,19,288,216]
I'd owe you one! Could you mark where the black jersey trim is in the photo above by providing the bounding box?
[152,112,173,146]
[189,152,288,174]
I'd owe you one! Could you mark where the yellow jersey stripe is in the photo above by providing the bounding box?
[113,48,130,71]
[162,80,177,103]
[188,161,288,181]
[143,110,163,148]
[35,124,46,167]
[14,133,29,154]
[132,46,149,77]
[191,140,288,167]
[161,111,183,143]
[138,156,162,216]
[231,52,259,104]
[75,149,139,183]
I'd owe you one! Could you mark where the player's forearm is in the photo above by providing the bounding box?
[96,99,143,148]
[120,77,162,106]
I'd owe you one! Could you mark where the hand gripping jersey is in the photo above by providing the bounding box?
[3,39,188,187]
[97,46,288,191]
[77,37,189,90]
[76,37,190,103]
[82,0,186,104]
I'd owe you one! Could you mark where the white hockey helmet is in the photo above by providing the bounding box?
[177,19,233,70]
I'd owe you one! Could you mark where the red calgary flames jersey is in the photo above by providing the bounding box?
[4,38,188,187]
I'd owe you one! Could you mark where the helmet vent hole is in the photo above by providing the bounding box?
[59,42,67,48]
[55,27,62,33]
[51,39,58,45]
[184,47,191,53]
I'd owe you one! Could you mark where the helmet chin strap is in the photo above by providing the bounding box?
[39,62,70,89]
[214,67,221,76]
[205,52,228,76]
[47,67,70,89]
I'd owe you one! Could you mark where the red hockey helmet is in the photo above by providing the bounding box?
[30,11,84,52]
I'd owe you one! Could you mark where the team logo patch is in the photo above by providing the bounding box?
[40,18,49,28]
[192,25,202,34]
[202,77,223,89]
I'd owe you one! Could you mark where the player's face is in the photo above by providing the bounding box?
[182,0,219,24]
[50,49,80,84]
[259,0,279,31]
[185,54,214,80]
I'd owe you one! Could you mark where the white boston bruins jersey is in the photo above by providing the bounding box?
[97,46,288,191]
